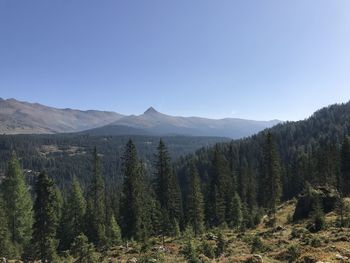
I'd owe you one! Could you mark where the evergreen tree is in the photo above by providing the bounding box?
[32,172,59,262]
[186,161,205,236]
[208,146,231,227]
[0,196,15,258]
[1,153,33,255]
[154,139,182,235]
[70,233,98,263]
[120,139,154,241]
[86,147,106,246]
[261,133,282,219]
[59,177,86,250]
[107,215,122,246]
[341,137,350,196]
[228,193,243,229]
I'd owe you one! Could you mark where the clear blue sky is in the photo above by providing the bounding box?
[1,0,349,121]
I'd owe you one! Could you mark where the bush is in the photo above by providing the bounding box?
[286,244,300,262]
[215,231,227,257]
[70,234,99,263]
[182,239,200,263]
[310,236,322,248]
[199,240,215,259]
[250,235,266,253]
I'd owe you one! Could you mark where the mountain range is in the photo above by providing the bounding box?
[0,98,280,138]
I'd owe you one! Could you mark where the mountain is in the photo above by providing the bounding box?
[0,98,124,134]
[0,98,279,138]
[87,107,280,138]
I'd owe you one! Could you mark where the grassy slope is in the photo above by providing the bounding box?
[103,199,350,263]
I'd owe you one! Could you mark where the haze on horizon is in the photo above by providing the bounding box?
[1,0,350,121]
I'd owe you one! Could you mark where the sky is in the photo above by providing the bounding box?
[0,0,350,121]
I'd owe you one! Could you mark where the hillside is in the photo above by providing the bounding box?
[0,98,124,134]
[0,98,279,138]
[89,107,280,139]
[0,133,229,188]
[176,101,350,200]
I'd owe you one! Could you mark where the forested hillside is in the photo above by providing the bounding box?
[1,102,350,262]
[0,134,228,188]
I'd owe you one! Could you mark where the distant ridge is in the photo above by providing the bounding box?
[0,98,280,138]
[0,98,124,134]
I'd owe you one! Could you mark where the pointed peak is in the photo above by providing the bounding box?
[144,107,159,115]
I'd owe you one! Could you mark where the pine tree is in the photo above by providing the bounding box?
[341,137,350,196]
[186,161,205,236]
[32,172,59,262]
[154,139,182,235]
[59,177,86,250]
[0,196,15,258]
[228,193,243,229]
[120,139,154,241]
[86,147,106,246]
[70,233,98,263]
[208,146,231,227]
[107,215,122,246]
[1,153,33,255]
[261,133,282,220]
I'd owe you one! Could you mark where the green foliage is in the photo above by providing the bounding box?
[286,244,300,263]
[215,231,227,257]
[1,153,33,256]
[32,172,60,262]
[310,236,322,248]
[261,133,282,217]
[70,233,99,263]
[228,193,243,229]
[107,215,122,247]
[59,177,87,250]
[250,235,266,253]
[120,140,156,241]
[154,139,183,236]
[199,240,215,259]
[0,196,16,258]
[85,147,107,246]
[182,239,200,263]
[310,198,325,232]
[186,161,205,236]
[207,146,232,227]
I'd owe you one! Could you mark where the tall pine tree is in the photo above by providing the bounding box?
[154,139,182,235]
[86,147,106,246]
[32,172,59,262]
[120,139,154,241]
[186,161,205,236]
[59,177,86,250]
[1,153,33,256]
[261,133,282,219]
[207,146,231,227]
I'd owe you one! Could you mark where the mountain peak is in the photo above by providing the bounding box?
[144,107,159,115]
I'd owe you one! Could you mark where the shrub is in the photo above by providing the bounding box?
[250,235,266,253]
[182,239,200,263]
[215,231,227,257]
[286,244,300,262]
[199,240,215,259]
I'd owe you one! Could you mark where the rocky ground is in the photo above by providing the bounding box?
[3,198,350,263]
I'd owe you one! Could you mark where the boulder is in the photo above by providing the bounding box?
[293,186,339,221]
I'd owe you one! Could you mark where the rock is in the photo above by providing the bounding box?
[245,254,263,263]
[293,186,339,221]
[127,257,138,263]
